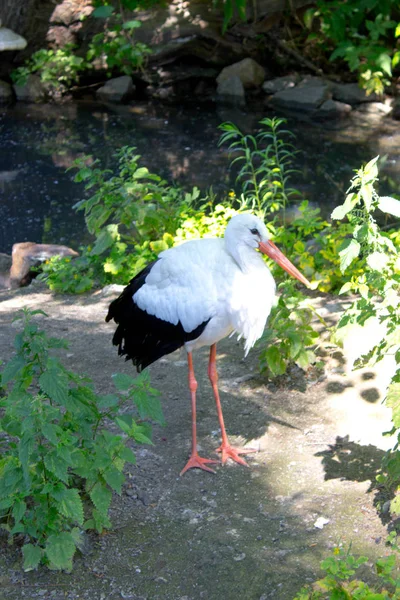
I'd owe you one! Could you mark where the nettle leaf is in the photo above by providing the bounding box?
[92,5,114,18]
[338,238,361,273]
[120,446,136,464]
[363,156,379,179]
[1,355,26,385]
[331,193,358,220]
[386,382,400,428]
[89,481,112,515]
[41,422,61,445]
[390,495,400,516]
[116,415,133,434]
[103,465,125,494]
[88,508,112,532]
[339,281,353,295]
[122,20,142,30]
[264,346,286,377]
[287,332,302,360]
[134,389,164,424]
[378,196,400,218]
[45,532,76,571]
[112,372,136,391]
[0,463,23,498]
[39,368,69,406]
[366,251,389,271]
[376,52,392,77]
[361,183,373,211]
[295,350,312,370]
[22,544,43,572]
[52,487,84,526]
[12,499,26,523]
[98,394,120,408]
[90,224,119,255]
[44,451,70,484]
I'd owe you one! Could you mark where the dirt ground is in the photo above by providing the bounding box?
[0,282,397,600]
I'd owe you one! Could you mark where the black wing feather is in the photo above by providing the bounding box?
[106,260,210,371]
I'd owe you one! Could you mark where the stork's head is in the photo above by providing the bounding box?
[225,213,310,287]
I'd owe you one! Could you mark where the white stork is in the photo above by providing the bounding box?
[106,213,310,475]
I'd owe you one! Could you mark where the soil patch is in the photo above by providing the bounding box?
[0,283,395,600]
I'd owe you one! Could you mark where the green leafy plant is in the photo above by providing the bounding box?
[328,157,400,513]
[214,0,247,33]
[219,117,323,378]
[260,279,319,377]
[219,118,301,218]
[11,1,152,96]
[294,545,400,599]
[304,0,400,94]
[0,309,163,570]
[88,5,151,75]
[40,147,203,292]
[11,46,87,94]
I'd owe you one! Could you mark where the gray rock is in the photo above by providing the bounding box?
[0,80,13,104]
[217,58,265,89]
[0,20,27,51]
[332,83,380,105]
[271,80,330,112]
[217,75,245,107]
[0,253,12,272]
[393,98,400,120]
[262,75,298,94]
[14,74,47,102]
[96,76,134,103]
[0,252,12,289]
[298,75,328,88]
[357,101,392,115]
[318,99,352,117]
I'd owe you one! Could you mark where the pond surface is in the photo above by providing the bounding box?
[1,100,399,255]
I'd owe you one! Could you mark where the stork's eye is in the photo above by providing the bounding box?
[250,228,259,236]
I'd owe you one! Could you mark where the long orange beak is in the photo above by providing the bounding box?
[259,240,311,288]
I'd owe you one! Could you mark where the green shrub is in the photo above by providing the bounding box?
[88,8,151,75]
[304,0,400,94]
[0,309,163,570]
[294,545,400,599]
[11,46,87,94]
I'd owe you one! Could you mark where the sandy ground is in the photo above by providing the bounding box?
[0,282,396,600]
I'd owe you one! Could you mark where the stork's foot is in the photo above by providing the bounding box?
[180,453,219,476]
[216,444,257,466]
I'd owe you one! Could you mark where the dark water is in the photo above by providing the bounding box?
[0,100,399,255]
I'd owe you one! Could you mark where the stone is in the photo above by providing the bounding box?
[332,82,381,105]
[0,252,12,289]
[0,80,13,104]
[0,253,12,273]
[393,98,400,120]
[357,101,392,115]
[0,20,27,51]
[262,75,298,94]
[96,76,135,103]
[216,75,245,107]
[298,75,327,88]
[10,242,79,288]
[14,74,47,102]
[270,79,330,112]
[217,58,265,89]
[50,0,94,26]
[318,99,352,117]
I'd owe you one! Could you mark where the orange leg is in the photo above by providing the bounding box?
[180,352,219,476]
[208,344,257,466]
